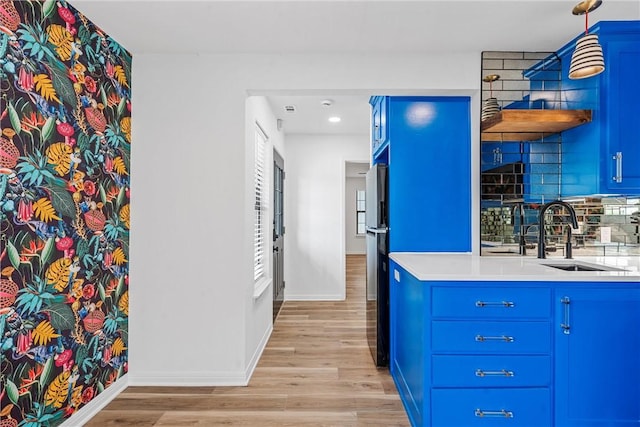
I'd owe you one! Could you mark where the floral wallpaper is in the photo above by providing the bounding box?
[0,1,131,425]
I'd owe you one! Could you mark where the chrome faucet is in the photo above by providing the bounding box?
[537,201,579,259]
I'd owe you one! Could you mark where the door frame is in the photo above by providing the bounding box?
[272,148,285,320]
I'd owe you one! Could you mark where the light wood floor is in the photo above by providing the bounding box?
[85,255,409,426]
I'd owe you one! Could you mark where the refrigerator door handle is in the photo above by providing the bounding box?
[366,227,388,234]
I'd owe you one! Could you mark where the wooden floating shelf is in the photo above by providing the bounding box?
[481,109,592,142]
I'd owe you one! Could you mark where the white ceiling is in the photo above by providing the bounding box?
[71,0,640,135]
[267,95,371,134]
[73,0,640,55]
[346,161,370,178]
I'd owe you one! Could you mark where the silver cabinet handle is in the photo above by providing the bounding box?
[475,300,515,308]
[475,409,514,418]
[561,296,571,335]
[475,335,514,342]
[613,151,623,183]
[475,369,514,377]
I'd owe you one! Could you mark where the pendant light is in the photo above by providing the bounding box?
[481,74,501,121]
[568,0,605,79]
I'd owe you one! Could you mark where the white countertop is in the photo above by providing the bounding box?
[389,252,640,282]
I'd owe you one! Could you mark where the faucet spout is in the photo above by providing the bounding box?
[537,200,579,259]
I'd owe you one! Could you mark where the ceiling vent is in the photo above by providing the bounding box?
[284,105,296,113]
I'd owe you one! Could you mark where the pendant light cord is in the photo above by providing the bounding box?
[585,9,589,34]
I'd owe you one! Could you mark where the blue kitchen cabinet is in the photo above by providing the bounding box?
[554,287,640,427]
[389,261,553,426]
[603,39,640,192]
[389,260,426,426]
[431,388,551,427]
[561,21,640,196]
[370,96,388,162]
[429,283,553,427]
[390,260,640,427]
[374,96,471,252]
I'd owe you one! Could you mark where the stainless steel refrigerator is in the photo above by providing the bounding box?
[365,163,389,367]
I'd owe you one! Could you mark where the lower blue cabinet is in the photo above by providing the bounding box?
[431,355,551,388]
[431,388,551,427]
[390,260,640,427]
[554,288,640,427]
[390,260,426,426]
[431,286,551,319]
[431,321,551,354]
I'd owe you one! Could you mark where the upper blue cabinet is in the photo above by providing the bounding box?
[371,96,472,252]
[561,21,640,196]
[370,96,389,163]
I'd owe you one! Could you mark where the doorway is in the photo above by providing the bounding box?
[273,149,285,320]
[263,95,371,301]
[345,161,370,256]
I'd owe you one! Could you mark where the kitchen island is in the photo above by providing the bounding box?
[388,253,640,427]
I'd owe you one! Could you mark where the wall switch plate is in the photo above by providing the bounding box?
[394,269,400,282]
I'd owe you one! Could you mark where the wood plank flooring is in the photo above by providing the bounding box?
[86,255,409,426]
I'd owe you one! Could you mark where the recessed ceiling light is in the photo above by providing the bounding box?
[328,116,341,123]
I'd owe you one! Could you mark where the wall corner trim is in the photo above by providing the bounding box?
[60,375,129,427]
[244,323,273,382]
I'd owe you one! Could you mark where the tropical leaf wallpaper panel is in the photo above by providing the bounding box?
[0,1,131,425]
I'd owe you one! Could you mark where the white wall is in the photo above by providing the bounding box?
[244,96,285,372]
[130,52,481,386]
[346,177,366,255]
[130,55,250,385]
[284,135,369,300]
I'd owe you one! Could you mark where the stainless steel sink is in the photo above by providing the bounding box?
[542,262,625,272]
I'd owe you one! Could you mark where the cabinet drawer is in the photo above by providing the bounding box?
[431,388,551,427]
[432,287,551,319]
[432,355,551,387]
[432,321,551,354]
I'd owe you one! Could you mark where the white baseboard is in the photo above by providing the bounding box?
[285,294,345,301]
[60,375,128,427]
[129,325,273,387]
[128,370,248,387]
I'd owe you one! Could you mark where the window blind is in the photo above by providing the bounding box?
[254,125,267,281]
